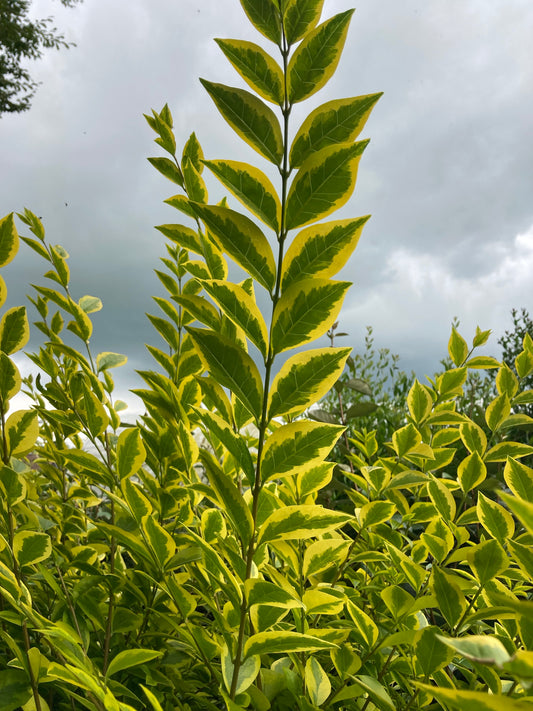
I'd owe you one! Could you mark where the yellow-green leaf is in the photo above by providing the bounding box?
[484,441,533,462]
[0,352,21,402]
[501,492,533,536]
[415,684,533,711]
[188,327,263,422]
[288,10,353,104]
[305,657,331,707]
[457,451,486,493]
[203,159,281,231]
[281,217,368,290]
[286,140,368,230]
[346,600,379,648]
[257,504,352,545]
[141,515,175,568]
[477,492,514,542]
[200,80,283,164]
[245,631,335,658]
[467,538,508,585]
[96,352,127,372]
[191,203,276,291]
[147,156,184,186]
[196,408,255,484]
[0,213,18,267]
[78,295,101,314]
[260,420,344,482]
[290,93,382,167]
[106,649,163,679]
[283,0,324,45]
[221,644,260,696]
[14,531,51,568]
[485,393,511,431]
[303,538,351,578]
[182,157,208,203]
[448,326,468,366]
[239,0,281,44]
[0,466,27,507]
[431,567,467,629]
[0,306,29,355]
[271,278,350,354]
[504,458,533,503]
[427,478,456,522]
[407,379,433,424]
[215,39,283,104]
[155,223,203,254]
[0,275,6,308]
[267,346,351,419]
[460,420,487,455]
[202,279,269,357]
[117,428,146,480]
[415,626,454,678]
[6,410,38,456]
[79,387,109,438]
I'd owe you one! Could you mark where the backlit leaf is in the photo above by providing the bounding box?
[0,213,18,267]
[286,140,368,230]
[188,327,263,422]
[245,631,335,658]
[257,504,351,545]
[96,352,127,372]
[260,420,344,482]
[281,217,368,290]
[239,0,281,44]
[283,0,324,45]
[0,306,29,355]
[215,39,283,104]
[203,159,281,231]
[267,346,351,419]
[191,203,276,291]
[271,279,351,354]
[117,428,146,480]
[202,279,269,357]
[290,93,382,167]
[288,10,354,103]
[200,80,283,164]
[78,295,102,314]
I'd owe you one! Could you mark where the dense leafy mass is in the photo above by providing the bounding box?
[1,2,533,711]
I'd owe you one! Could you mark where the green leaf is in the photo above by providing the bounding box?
[244,631,335,658]
[0,352,21,402]
[155,224,203,254]
[62,449,114,487]
[486,393,511,431]
[147,156,184,186]
[117,428,146,480]
[222,644,260,696]
[354,675,395,711]
[484,441,533,462]
[215,39,283,105]
[196,408,255,485]
[288,10,354,104]
[271,279,351,354]
[200,450,253,546]
[290,93,382,167]
[202,279,269,357]
[504,457,533,502]
[141,515,176,568]
[448,326,468,366]
[267,346,351,419]
[407,379,433,424]
[415,626,454,678]
[436,634,511,666]
[431,567,467,629]
[303,538,351,578]
[0,306,29,355]
[5,410,38,457]
[239,0,281,44]
[457,451,486,493]
[427,478,456,522]
[0,214,18,268]
[477,492,515,541]
[346,601,379,648]
[0,669,32,711]
[305,657,331,707]
[467,538,508,585]
[200,80,283,164]
[141,685,164,711]
[96,352,127,372]
[257,504,352,545]
[417,684,533,711]
[173,294,221,330]
[460,420,487,455]
[392,423,421,458]
[0,466,26,507]
[501,492,533,536]
[106,649,163,678]
[358,500,396,529]
[187,327,263,422]
[298,462,335,498]
[281,217,368,290]
[283,0,324,44]
[286,140,368,230]
[182,131,204,173]
[183,157,208,203]
[79,386,109,438]
[79,294,102,314]
[203,159,281,231]
[191,203,276,291]
[260,420,344,482]
[13,531,51,568]
[0,275,6,308]
[464,355,501,369]
[122,478,152,523]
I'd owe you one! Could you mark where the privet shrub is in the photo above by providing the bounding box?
[1,2,533,710]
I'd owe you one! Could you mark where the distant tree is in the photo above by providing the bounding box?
[0,0,82,116]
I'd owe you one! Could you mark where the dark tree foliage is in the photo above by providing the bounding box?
[0,0,82,116]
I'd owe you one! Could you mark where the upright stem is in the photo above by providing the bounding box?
[229,22,292,701]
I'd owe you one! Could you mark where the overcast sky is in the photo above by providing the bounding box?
[2,0,533,414]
